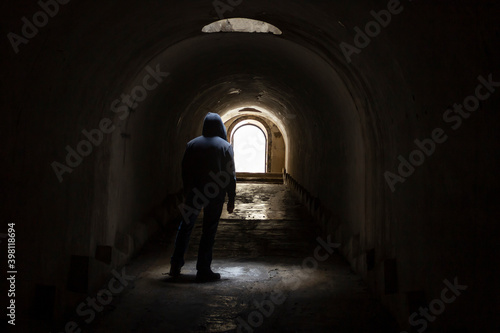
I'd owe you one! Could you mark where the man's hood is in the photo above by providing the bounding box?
[202,112,227,141]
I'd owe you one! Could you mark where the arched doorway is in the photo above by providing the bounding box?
[232,124,267,173]
[223,112,287,174]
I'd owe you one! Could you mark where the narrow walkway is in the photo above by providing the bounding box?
[89,183,399,332]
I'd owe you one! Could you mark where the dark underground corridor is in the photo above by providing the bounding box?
[2,1,500,332]
[84,183,400,333]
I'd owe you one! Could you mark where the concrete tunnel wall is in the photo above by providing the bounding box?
[3,0,499,330]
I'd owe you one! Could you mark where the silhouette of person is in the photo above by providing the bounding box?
[170,112,236,282]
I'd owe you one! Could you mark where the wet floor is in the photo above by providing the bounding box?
[87,183,399,332]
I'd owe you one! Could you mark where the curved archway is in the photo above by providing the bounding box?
[232,124,267,173]
[225,113,286,173]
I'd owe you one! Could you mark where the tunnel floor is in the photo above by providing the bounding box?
[87,183,399,332]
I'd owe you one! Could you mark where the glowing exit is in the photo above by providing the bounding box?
[232,125,266,173]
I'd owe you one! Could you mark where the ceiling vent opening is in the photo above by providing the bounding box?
[202,18,283,35]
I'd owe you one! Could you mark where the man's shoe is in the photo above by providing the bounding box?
[169,264,181,277]
[196,270,221,283]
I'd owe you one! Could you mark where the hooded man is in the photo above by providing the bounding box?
[170,112,237,282]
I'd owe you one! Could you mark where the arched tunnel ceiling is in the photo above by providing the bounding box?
[5,0,384,168]
[137,32,360,146]
[4,0,500,331]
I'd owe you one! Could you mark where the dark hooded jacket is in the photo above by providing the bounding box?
[182,113,236,203]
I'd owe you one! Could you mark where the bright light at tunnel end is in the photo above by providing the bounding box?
[233,124,266,173]
[221,105,291,170]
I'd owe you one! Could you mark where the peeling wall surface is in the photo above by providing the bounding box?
[3,0,500,331]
